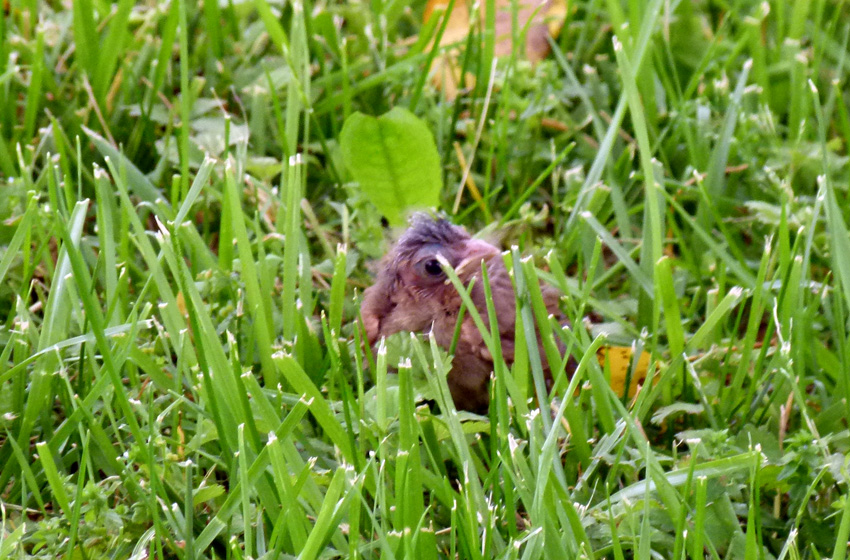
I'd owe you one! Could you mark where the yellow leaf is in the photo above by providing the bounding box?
[597,346,651,398]
[176,290,188,318]
[424,0,568,98]
[426,0,566,60]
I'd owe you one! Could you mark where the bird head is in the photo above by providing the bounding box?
[360,215,501,345]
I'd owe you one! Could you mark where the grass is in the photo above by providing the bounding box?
[1,0,850,558]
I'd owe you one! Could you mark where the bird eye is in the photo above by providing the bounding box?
[422,258,443,277]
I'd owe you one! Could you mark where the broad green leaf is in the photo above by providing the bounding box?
[340,107,442,225]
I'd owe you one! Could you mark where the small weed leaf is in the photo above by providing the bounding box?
[340,107,442,225]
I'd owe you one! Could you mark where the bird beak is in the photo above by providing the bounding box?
[455,239,501,279]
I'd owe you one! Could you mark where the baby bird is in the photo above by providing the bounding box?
[361,215,567,413]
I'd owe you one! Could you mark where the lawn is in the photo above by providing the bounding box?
[1,0,849,558]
